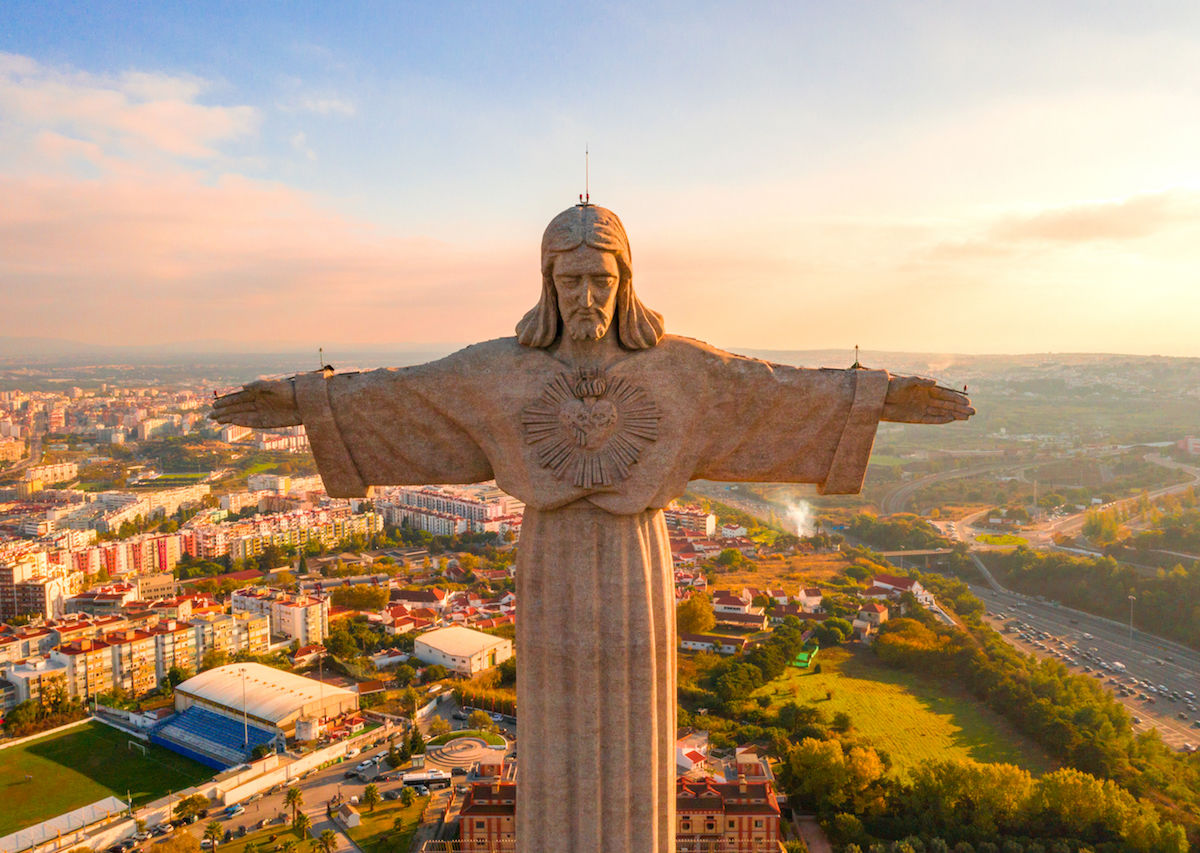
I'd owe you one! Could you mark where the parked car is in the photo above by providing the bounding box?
[383,789,401,800]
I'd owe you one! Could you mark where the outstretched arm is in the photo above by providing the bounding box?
[882,375,974,424]
[210,379,302,428]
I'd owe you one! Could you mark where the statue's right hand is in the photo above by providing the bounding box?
[209,379,302,428]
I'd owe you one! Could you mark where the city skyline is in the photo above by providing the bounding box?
[3,3,1200,355]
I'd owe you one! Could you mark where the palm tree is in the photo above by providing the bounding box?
[361,784,381,813]
[293,812,312,837]
[203,821,223,851]
[279,840,297,853]
[284,787,304,825]
[317,829,337,853]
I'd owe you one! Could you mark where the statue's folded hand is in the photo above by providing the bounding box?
[881,375,974,425]
[209,378,302,429]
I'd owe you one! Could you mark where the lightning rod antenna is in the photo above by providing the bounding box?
[580,145,590,205]
[318,347,323,371]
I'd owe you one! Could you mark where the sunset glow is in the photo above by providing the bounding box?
[3,4,1199,355]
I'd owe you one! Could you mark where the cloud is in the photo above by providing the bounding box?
[0,52,257,159]
[989,190,1200,243]
[277,95,356,116]
[291,131,317,161]
[0,169,533,347]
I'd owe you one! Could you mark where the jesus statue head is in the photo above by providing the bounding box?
[516,204,665,350]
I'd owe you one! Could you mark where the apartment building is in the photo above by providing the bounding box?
[675,777,782,852]
[231,587,329,644]
[147,618,197,680]
[51,638,113,700]
[105,629,158,695]
[458,782,516,852]
[4,656,69,705]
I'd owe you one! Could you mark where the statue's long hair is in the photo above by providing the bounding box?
[516,205,665,349]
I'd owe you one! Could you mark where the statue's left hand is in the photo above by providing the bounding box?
[881,375,974,424]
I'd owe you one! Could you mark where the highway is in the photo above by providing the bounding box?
[970,581,1200,751]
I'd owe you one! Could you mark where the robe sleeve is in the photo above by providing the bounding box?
[690,351,889,495]
[293,357,494,498]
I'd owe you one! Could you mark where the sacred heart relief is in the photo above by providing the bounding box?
[521,368,661,488]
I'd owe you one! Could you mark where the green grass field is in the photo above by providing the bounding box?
[977,533,1028,546]
[426,729,506,747]
[347,797,427,853]
[0,722,213,836]
[754,646,1056,778]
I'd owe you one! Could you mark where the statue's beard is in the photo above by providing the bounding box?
[565,313,611,342]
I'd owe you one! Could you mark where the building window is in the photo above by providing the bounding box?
[706,822,715,831]
[475,821,485,829]
[728,820,735,829]
[754,820,763,828]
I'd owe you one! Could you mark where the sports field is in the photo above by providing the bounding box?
[755,646,1056,778]
[0,722,213,837]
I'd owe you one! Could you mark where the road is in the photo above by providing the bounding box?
[879,462,1028,515]
[168,702,515,851]
[969,580,1200,751]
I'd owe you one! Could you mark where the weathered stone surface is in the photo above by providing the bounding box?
[212,203,973,853]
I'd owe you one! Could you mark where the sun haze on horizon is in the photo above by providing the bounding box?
[2,3,1199,356]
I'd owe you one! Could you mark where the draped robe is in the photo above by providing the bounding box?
[293,334,889,853]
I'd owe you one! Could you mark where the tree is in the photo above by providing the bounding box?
[388,741,402,770]
[200,648,229,671]
[361,784,381,812]
[428,716,451,736]
[293,812,312,836]
[423,664,449,683]
[174,794,210,820]
[399,686,421,718]
[166,665,191,687]
[392,664,416,687]
[468,709,494,731]
[676,593,715,634]
[284,787,304,824]
[398,737,412,765]
[409,726,426,755]
[203,822,223,851]
[400,786,416,807]
[317,830,337,853]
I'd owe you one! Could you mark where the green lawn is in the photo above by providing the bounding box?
[208,822,306,853]
[754,647,1056,778]
[977,533,1028,546]
[0,722,213,836]
[346,797,427,853]
[426,729,505,747]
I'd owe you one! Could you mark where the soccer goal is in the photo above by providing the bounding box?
[128,739,148,757]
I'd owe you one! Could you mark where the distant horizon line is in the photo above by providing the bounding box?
[1,335,1198,362]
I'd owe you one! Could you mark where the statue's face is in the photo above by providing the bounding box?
[551,246,621,342]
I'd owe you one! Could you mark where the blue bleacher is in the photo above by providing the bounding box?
[150,706,277,770]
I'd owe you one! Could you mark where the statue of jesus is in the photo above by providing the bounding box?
[212,204,973,853]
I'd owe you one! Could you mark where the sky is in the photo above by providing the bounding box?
[2,2,1200,357]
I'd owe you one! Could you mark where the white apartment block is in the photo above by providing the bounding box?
[231,587,329,645]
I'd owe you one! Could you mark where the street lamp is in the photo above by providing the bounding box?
[1128,594,1136,644]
